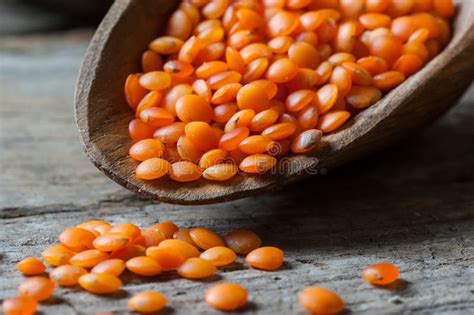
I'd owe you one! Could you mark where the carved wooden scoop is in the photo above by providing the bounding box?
[75,0,474,205]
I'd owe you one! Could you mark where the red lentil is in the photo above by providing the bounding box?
[93,233,130,252]
[90,259,126,277]
[50,265,88,286]
[124,0,453,183]
[299,286,345,314]
[78,273,122,294]
[59,227,96,252]
[142,228,166,247]
[159,239,200,259]
[205,283,248,311]
[224,230,262,254]
[189,228,225,250]
[200,246,237,266]
[16,257,46,276]
[126,256,162,276]
[110,244,146,261]
[177,257,217,279]
[110,223,142,241]
[70,250,110,268]
[146,246,185,270]
[42,244,75,266]
[362,262,400,285]
[173,229,198,247]
[128,291,168,314]
[18,277,55,301]
[291,129,323,153]
[2,296,38,315]
[245,246,284,271]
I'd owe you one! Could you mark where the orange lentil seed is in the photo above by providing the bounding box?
[70,250,110,268]
[125,74,148,110]
[18,276,55,301]
[177,135,204,163]
[169,161,202,182]
[129,139,164,161]
[266,58,299,83]
[219,127,250,151]
[196,61,229,79]
[393,54,424,77]
[139,71,172,90]
[177,257,217,279]
[163,60,194,78]
[239,154,277,174]
[199,149,228,169]
[373,71,406,91]
[249,109,280,132]
[159,239,201,259]
[211,83,243,104]
[128,291,168,314]
[291,129,323,153]
[315,84,339,114]
[239,135,275,155]
[126,256,162,276]
[185,121,219,151]
[176,94,213,123]
[203,163,239,181]
[298,105,319,130]
[142,49,164,72]
[91,259,126,277]
[173,229,198,247]
[147,221,179,240]
[50,265,88,286]
[149,36,184,54]
[317,110,351,133]
[136,158,170,180]
[205,283,248,311]
[226,46,246,73]
[224,230,262,255]
[261,122,297,141]
[139,107,175,128]
[78,273,122,294]
[42,244,75,266]
[346,86,382,109]
[59,227,96,252]
[299,286,345,314]
[154,122,186,144]
[110,244,146,261]
[142,228,166,247]
[2,296,38,315]
[146,246,185,270]
[200,246,237,266]
[189,228,225,250]
[362,262,400,285]
[135,158,171,180]
[129,119,156,142]
[16,257,46,276]
[245,246,284,271]
[286,89,316,112]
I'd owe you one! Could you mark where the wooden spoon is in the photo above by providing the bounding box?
[75,0,474,205]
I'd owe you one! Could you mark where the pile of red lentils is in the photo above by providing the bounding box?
[2,219,400,314]
[125,0,454,182]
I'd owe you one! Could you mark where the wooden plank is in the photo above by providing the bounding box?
[1,32,473,314]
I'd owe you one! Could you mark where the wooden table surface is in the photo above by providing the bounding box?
[1,29,473,314]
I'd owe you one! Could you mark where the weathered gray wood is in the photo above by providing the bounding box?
[74,0,474,204]
[1,28,474,315]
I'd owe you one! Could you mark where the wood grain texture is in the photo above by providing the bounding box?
[1,31,474,314]
[75,0,474,205]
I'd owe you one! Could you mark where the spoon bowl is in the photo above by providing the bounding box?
[75,0,474,205]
